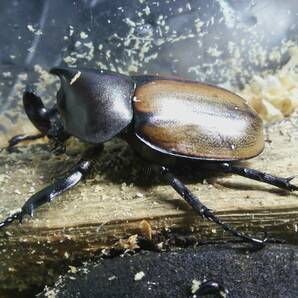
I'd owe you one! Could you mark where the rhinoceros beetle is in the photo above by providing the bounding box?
[1,67,298,247]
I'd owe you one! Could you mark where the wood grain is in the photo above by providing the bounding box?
[0,114,298,290]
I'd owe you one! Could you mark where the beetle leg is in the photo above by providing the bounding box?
[219,162,298,191]
[0,145,102,229]
[160,166,267,246]
[7,133,45,152]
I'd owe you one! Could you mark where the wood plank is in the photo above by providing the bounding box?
[0,114,298,289]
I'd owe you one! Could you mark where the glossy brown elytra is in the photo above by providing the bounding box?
[133,78,264,162]
[2,67,298,248]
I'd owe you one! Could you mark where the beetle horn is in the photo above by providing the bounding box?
[23,86,52,134]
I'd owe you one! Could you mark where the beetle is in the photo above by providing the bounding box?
[1,67,297,247]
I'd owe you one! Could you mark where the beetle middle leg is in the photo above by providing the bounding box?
[0,145,102,228]
[218,162,298,191]
[158,166,267,246]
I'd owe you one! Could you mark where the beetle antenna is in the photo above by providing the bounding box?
[160,166,267,246]
[0,211,24,228]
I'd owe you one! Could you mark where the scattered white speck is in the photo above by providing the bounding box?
[134,271,145,281]
[2,72,12,78]
[14,189,21,195]
[125,18,136,27]
[27,24,43,35]
[143,6,151,15]
[70,71,81,85]
[68,266,78,273]
[108,275,117,281]
[75,41,82,48]
[27,24,35,32]
[69,26,74,36]
[191,279,201,294]
[80,32,88,39]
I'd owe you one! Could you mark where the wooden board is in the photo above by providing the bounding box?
[1,115,298,290]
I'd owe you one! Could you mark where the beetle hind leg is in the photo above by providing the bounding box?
[159,166,267,246]
[220,162,298,191]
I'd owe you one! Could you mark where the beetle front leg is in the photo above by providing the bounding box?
[159,166,267,246]
[7,133,45,152]
[0,145,103,229]
[219,162,298,191]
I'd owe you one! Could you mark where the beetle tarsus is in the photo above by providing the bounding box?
[0,211,24,228]
[194,280,229,297]
[220,163,298,191]
[161,166,267,246]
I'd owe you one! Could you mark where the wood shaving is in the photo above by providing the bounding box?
[239,47,298,122]
[134,271,145,281]
[140,219,152,240]
[116,234,140,250]
[191,279,201,294]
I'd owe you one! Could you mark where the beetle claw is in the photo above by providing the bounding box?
[286,175,297,181]
[285,175,298,191]
[248,231,268,246]
[0,211,24,228]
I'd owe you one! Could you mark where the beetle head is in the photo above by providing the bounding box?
[50,67,135,144]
